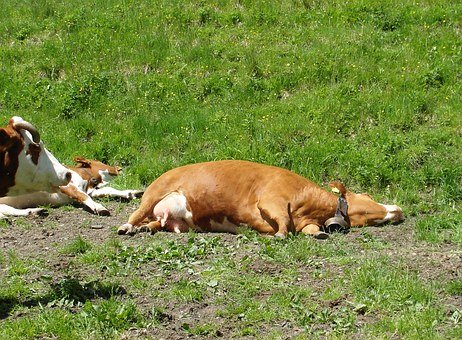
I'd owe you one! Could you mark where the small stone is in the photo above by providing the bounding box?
[90,224,104,229]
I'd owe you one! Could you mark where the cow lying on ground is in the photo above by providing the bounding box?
[117,160,404,238]
[0,116,72,218]
[0,157,143,216]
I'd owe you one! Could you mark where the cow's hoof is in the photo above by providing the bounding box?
[274,232,287,239]
[29,208,49,217]
[97,209,111,216]
[132,190,144,198]
[314,231,329,240]
[118,224,136,236]
[138,225,157,235]
[124,190,144,200]
[117,225,129,235]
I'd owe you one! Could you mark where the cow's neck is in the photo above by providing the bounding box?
[292,185,339,228]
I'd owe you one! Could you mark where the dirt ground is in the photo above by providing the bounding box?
[1,201,461,338]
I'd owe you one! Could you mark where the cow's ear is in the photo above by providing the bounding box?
[328,181,347,197]
[73,157,91,168]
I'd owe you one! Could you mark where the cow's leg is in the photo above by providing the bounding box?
[301,224,329,239]
[137,219,189,235]
[0,204,46,217]
[137,221,163,234]
[118,199,157,235]
[256,201,291,238]
[60,184,110,216]
[89,187,144,200]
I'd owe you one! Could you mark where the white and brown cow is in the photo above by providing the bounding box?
[118,160,404,238]
[0,116,72,218]
[0,157,143,216]
[59,157,143,215]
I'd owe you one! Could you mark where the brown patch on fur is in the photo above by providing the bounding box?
[74,157,121,176]
[26,143,41,165]
[68,157,122,190]
[0,126,24,196]
[59,184,89,203]
[194,213,239,231]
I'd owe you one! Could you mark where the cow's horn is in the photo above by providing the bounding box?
[13,120,41,143]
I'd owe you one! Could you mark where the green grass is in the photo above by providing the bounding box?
[1,0,460,204]
[415,213,462,244]
[0,0,461,338]
[1,231,461,338]
[59,236,92,255]
[0,298,146,339]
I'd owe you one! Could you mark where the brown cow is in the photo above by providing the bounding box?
[59,157,143,215]
[117,160,404,238]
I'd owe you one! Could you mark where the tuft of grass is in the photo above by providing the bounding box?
[169,279,205,303]
[6,251,29,276]
[0,219,10,229]
[446,280,462,296]
[60,235,92,255]
[78,298,145,335]
[105,233,224,274]
[183,322,221,337]
[366,307,444,339]
[350,257,435,312]
[415,214,462,244]
[0,299,146,339]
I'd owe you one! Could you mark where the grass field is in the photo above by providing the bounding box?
[0,0,461,338]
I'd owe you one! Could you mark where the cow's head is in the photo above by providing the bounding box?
[0,116,72,196]
[73,157,122,189]
[329,181,404,227]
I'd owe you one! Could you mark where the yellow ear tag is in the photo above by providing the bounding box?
[331,187,340,194]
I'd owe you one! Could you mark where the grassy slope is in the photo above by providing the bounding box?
[0,0,461,338]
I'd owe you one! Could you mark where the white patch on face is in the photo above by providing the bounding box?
[374,204,404,224]
[209,217,239,234]
[98,169,113,187]
[67,170,88,191]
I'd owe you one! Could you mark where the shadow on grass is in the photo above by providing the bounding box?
[0,277,126,319]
